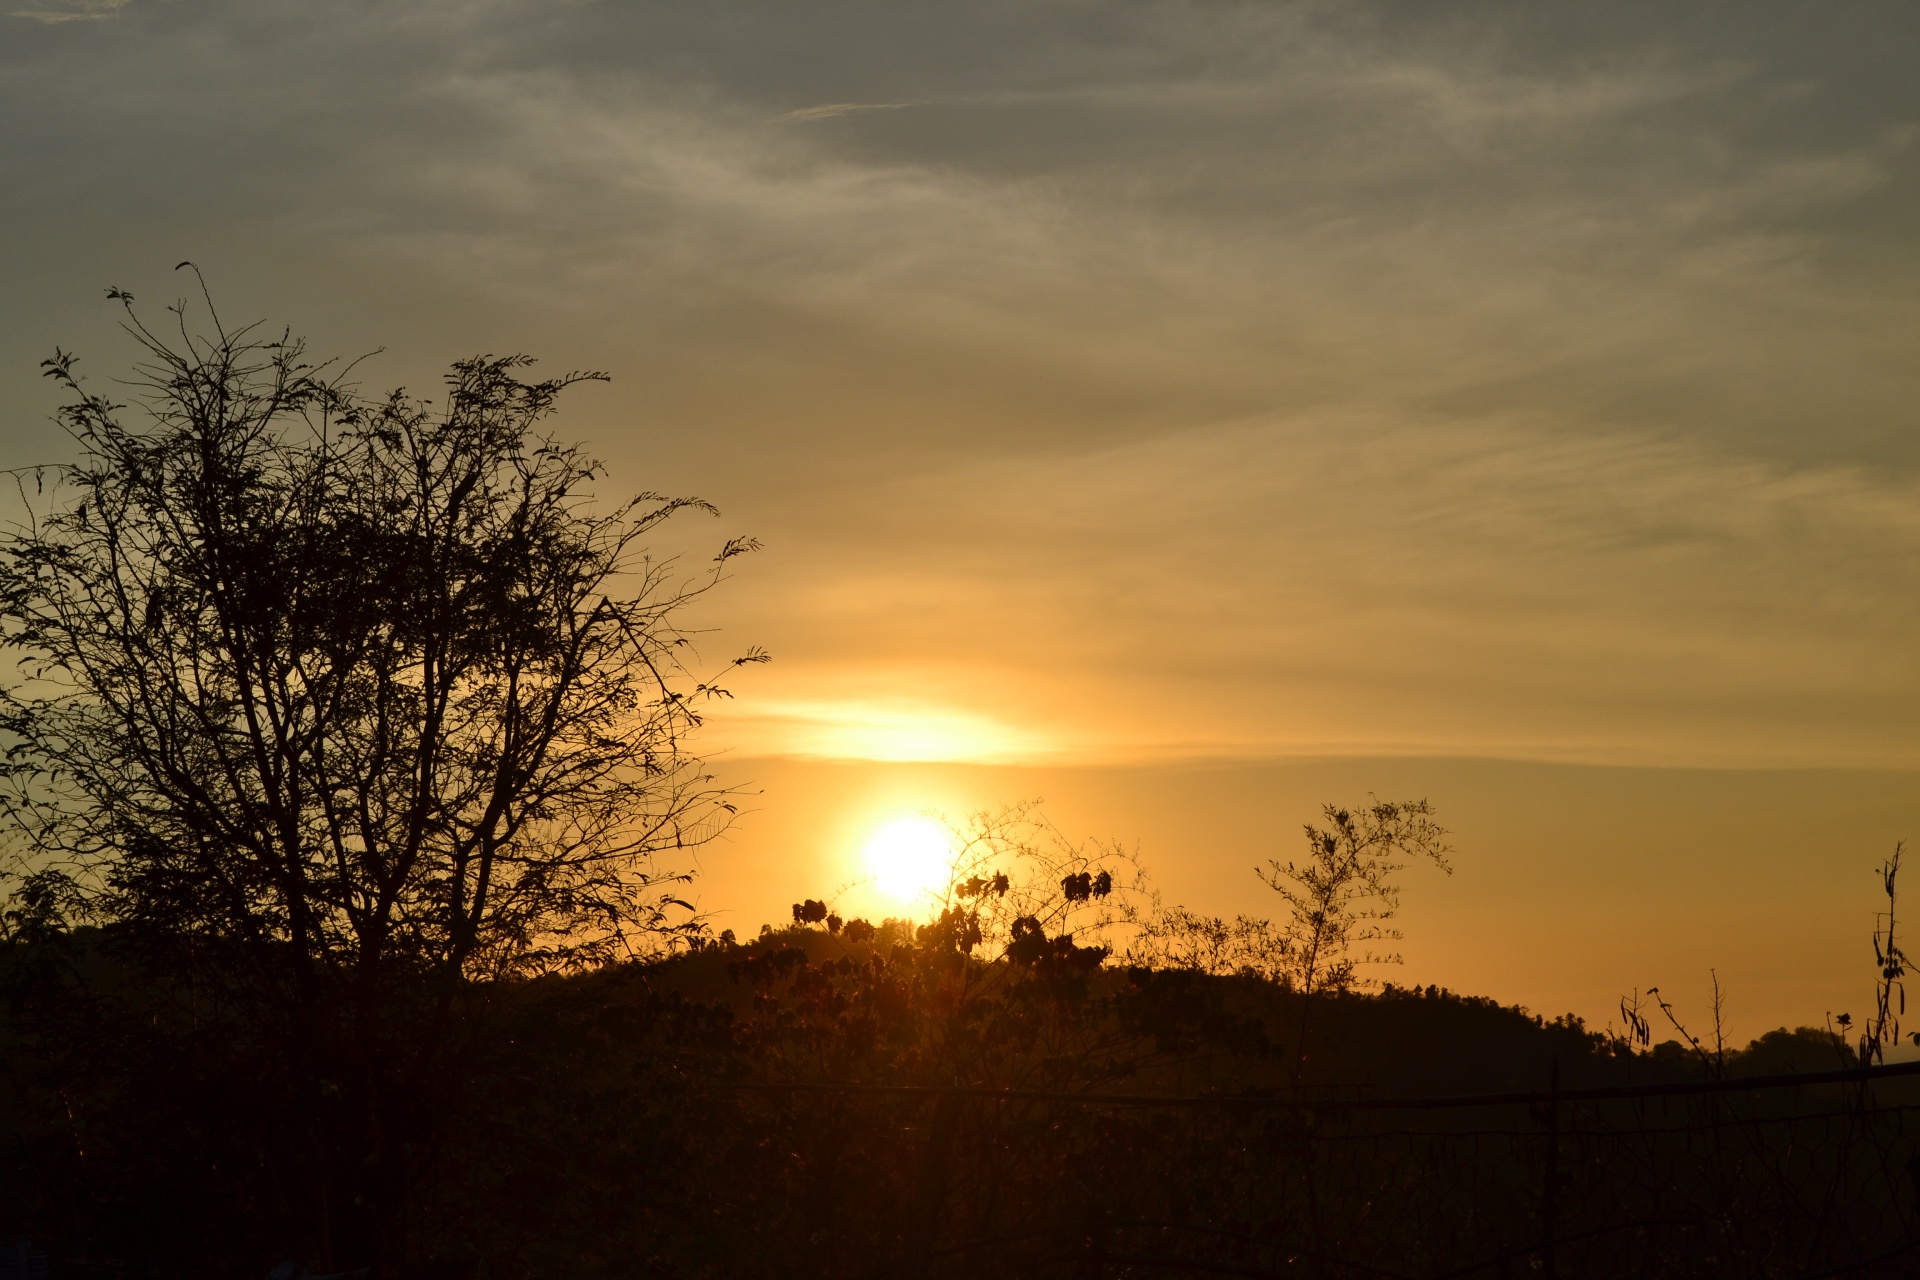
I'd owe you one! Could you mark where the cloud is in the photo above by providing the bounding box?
[781,100,924,122]
[714,408,1920,768]
[4,0,1920,768]
[10,0,127,21]
[708,697,1053,763]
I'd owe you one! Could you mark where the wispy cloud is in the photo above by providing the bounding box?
[781,100,924,122]
[713,407,1920,769]
[9,0,127,20]
[4,0,1919,768]
[709,698,1052,763]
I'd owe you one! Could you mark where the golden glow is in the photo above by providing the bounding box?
[862,816,954,902]
[714,698,1051,764]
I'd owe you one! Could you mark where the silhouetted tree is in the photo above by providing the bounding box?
[1260,798,1450,996]
[0,274,762,1267]
[1261,797,1450,1077]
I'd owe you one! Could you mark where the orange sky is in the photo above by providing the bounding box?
[689,756,1920,1044]
[4,1,1920,1041]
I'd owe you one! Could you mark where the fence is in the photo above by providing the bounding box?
[736,1060,1920,1280]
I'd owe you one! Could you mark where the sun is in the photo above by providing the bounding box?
[863,816,955,903]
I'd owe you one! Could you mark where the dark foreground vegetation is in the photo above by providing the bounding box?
[3,281,1917,1278]
[4,915,1917,1280]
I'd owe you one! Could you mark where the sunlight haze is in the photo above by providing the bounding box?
[861,816,957,905]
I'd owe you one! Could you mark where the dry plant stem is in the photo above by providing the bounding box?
[1616,990,1652,1055]
[1864,843,1906,1067]
[1646,985,1720,1079]
[1709,970,1727,1073]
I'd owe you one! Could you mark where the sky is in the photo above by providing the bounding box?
[4,0,1920,1040]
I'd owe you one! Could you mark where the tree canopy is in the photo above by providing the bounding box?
[0,281,769,1263]
[0,286,761,991]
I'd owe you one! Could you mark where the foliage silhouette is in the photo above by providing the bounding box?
[1258,798,1452,997]
[0,276,761,1268]
[0,806,1907,1279]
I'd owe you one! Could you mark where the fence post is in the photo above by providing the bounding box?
[1541,1056,1560,1280]
[913,1088,959,1278]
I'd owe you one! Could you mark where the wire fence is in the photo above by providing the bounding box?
[733,1060,1920,1280]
